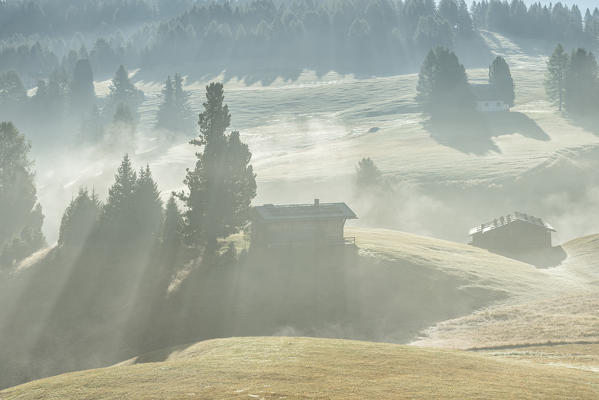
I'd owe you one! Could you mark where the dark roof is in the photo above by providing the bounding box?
[253,202,358,221]
[469,212,556,236]
[471,84,501,102]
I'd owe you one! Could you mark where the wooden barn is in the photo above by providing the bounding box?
[251,199,358,248]
[469,212,555,253]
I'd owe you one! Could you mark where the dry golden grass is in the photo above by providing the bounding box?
[3,336,599,399]
[407,233,599,349]
[483,344,599,373]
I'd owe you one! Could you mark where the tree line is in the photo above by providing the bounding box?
[471,1,599,44]
[1,0,479,80]
[0,57,196,146]
[546,43,599,115]
[0,82,246,270]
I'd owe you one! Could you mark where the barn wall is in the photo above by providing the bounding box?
[251,218,346,247]
[471,221,552,253]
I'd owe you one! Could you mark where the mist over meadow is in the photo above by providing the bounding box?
[2,0,599,394]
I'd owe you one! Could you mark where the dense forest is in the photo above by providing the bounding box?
[3,0,599,83]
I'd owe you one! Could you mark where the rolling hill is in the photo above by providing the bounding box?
[2,336,599,399]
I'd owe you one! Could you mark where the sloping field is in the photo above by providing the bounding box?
[349,227,581,298]
[2,337,599,400]
[411,234,599,349]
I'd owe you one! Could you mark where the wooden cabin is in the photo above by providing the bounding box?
[251,199,358,248]
[469,212,555,253]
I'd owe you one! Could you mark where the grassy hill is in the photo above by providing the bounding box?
[411,233,599,349]
[2,336,599,399]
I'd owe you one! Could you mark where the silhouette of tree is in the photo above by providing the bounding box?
[70,59,96,115]
[545,44,569,111]
[416,47,474,119]
[58,187,101,248]
[178,83,256,253]
[489,56,515,107]
[0,122,46,268]
[355,157,383,188]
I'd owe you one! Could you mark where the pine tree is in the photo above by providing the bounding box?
[156,73,193,134]
[0,71,27,120]
[355,157,383,188]
[163,195,183,251]
[178,83,256,253]
[489,56,515,107]
[70,59,96,115]
[58,187,101,248]
[134,164,163,241]
[156,76,175,130]
[545,44,569,111]
[161,194,184,274]
[173,73,194,134]
[104,154,137,222]
[0,122,46,268]
[416,47,474,119]
[564,48,598,114]
[105,65,144,120]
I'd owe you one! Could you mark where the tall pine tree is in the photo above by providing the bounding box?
[0,122,46,268]
[178,83,256,253]
[489,56,515,107]
[545,43,569,111]
[416,47,474,119]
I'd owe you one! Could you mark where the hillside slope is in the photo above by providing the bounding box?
[3,337,599,399]
[411,233,599,349]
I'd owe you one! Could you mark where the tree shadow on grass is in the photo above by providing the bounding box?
[564,113,599,137]
[425,111,550,155]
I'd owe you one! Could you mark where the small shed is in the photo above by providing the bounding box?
[251,199,358,248]
[469,212,555,253]
[471,84,510,112]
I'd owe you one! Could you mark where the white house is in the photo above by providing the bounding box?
[471,84,510,112]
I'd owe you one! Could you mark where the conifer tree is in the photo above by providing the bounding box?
[104,154,137,222]
[178,83,256,253]
[156,76,175,130]
[564,48,598,114]
[70,59,96,115]
[161,194,184,274]
[104,65,144,120]
[489,56,515,107]
[58,187,101,248]
[416,47,474,119]
[156,73,193,134]
[133,164,163,240]
[545,44,569,111]
[0,122,46,268]
[355,157,383,188]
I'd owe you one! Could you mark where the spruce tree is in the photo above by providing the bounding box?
[355,157,383,188]
[104,154,137,222]
[105,65,144,120]
[156,74,194,134]
[70,59,96,115]
[489,56,515,107]
[416,47,474,119]
[0,122,46,268]
[178,83,256,253]
[133,164,163,241]
[156,76,175,130]
[58,187,101,248]
[545,44,569,111]
[564,48,598,114]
